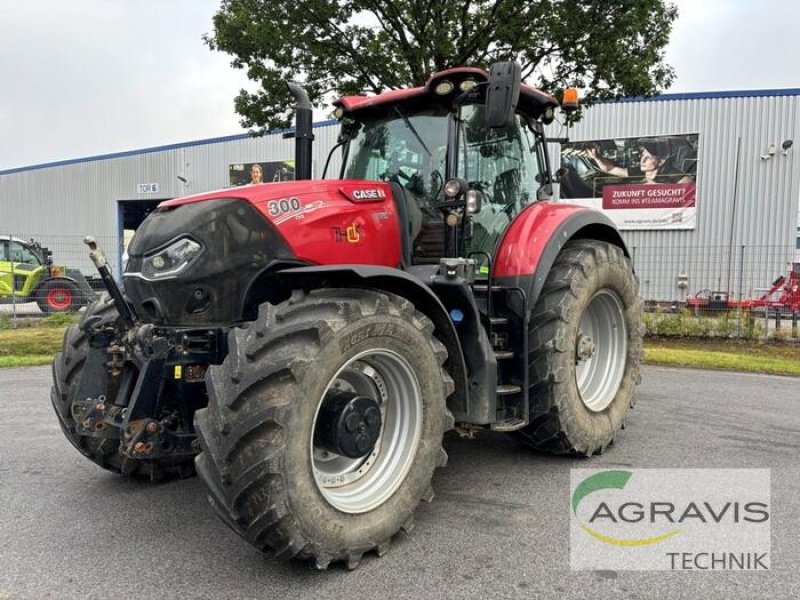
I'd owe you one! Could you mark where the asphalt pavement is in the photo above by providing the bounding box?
[0,365,798,599]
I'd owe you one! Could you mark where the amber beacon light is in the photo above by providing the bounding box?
[561,87,579,114]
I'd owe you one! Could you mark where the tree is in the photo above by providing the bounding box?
[205,0,677,131]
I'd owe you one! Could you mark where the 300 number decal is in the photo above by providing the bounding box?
[268,197,302,216]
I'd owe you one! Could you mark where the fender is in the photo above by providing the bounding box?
[41,275,80,285]
[32,275,82,293]
[260,265,469,418]
[493,202,629,308]
[41,269,96,297]
[63,268,96,294]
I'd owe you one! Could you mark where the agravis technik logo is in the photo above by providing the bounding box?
[572,470,681,547]
[570,469,770,571]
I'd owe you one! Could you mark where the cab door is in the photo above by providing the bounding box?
[0,241,45,299]
[0,240,13,296]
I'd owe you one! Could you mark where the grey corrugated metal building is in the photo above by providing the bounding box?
[558,89,800,301]
[1,89,798,302]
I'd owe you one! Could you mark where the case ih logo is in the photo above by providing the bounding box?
[350,189,386,201]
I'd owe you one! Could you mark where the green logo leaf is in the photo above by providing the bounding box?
[572,470,632,516]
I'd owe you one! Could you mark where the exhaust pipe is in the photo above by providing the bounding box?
[286,82,314,180]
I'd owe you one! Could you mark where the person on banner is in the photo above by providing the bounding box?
[586,138,693,185]
[249,163,264,184]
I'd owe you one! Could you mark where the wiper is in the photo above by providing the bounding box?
[393,106,431,156]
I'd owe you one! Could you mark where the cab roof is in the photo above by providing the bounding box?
[334,66,558,118]
[0,235,30,244]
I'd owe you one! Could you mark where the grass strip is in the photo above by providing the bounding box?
[0,328,66,359]
[0,355,54,368]
[1,325,798,377]
[644,338,800,377]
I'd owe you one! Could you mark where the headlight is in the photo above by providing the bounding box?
[444,178,466,199]
[141,237,202,280]
[434,80,454,95]
[459,79,478,92]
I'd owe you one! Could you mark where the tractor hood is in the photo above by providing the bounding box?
[124,180,402,326]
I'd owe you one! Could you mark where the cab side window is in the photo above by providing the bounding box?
[0,241,9,262]
[10,242,41,265]
[459,105,542,259]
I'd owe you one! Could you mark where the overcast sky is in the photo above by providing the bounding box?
[1,0,799,171]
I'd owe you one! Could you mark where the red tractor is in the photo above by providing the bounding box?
[51,63,641,569]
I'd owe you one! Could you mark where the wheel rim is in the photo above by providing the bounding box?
[575,290,627,412]
[311,348,422,514]
[47,287,73,310]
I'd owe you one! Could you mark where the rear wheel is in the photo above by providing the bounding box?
[194,289,453,569]
[514,240,642,455]
[37,279,80,313]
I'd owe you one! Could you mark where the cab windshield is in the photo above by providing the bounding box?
[343,107,449,263]
[343,106,449,203]
[0,240,42,265]
[342,103,544,263]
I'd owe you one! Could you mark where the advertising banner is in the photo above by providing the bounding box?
[229,160,295,186]
[560,134,699,230]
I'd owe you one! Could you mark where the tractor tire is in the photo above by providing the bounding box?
[36,278,82,313]
[50,293,195,480]
[514,240,642,455]
[194,289,453,569]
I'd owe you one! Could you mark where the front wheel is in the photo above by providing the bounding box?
[514,240,642,455]
[36,279,81,313]
[194,289,453,569]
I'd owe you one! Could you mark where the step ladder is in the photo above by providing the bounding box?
[467,256,529,432]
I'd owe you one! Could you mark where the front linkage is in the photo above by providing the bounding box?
[71,320,226,465]
[68,238,228,475]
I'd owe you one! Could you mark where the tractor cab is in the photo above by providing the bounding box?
[333,66,558,268]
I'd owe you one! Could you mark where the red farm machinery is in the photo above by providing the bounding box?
[51,63,642,569]
[686,262,800,317]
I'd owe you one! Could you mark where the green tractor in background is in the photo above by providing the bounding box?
[0,236,95,313]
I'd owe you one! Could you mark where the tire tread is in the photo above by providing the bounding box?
[195,288,453,568]
[514,240,642,455]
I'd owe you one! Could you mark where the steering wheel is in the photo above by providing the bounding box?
[429,170,444,200]
[381,166,415,184]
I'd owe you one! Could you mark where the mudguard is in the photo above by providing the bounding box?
[264,265,470,418]
[493,202,629,308]
[64,268,96,296]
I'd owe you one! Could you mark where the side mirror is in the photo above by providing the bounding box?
[485,62,521,129]
[465,190,483,214]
